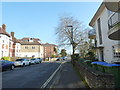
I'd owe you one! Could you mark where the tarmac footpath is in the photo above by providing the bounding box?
[47,60,88,89]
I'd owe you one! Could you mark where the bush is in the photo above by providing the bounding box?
[84,51,96,60]
[1,57,11,61]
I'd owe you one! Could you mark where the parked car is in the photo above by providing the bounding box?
[37,58,43,63]
[62,56,67,60]
[30,58,36,64]
[56,57,62,61]
[30,58,40,64]
[0,60,15,71]
[14,58,30,67]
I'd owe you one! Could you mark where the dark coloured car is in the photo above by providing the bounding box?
[0,60,15,71]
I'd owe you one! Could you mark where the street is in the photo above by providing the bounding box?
[2,61,61,89]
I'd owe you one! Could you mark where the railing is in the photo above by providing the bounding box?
[108,12,120,30]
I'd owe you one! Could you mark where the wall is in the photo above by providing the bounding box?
[20,44,44,58]
[15,43,21,57]
[0,34,10,59]
[94,8,118,63]
[74,61,115,88]
[20,52,40,58]
[21,45,40,52]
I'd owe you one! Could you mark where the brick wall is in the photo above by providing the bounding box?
[74,61,115,88]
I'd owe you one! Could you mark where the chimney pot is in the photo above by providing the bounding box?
[11,32,14,37]
[2,24,6,32]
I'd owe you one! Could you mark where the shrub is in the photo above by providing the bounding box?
[1,57,11,61]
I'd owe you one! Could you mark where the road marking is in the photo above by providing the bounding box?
[40,61,65,89]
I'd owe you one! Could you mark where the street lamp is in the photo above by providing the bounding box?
[67,25,73,44]
[67,25,75,65]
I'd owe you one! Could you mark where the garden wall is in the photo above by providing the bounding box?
[74,61,115,88]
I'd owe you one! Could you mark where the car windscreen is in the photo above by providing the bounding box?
[16,59,23,61]
[31,59,35,60]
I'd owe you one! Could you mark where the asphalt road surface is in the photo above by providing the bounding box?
[2,61,61,89]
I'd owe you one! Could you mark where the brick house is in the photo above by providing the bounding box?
[10,32,21,57]
[42,43,58,59]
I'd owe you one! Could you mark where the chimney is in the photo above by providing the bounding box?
[2,24,6,32]
[11,32,14,38]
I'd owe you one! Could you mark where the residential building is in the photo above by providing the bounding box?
[0,24,22,59]
[11,32,21,57]
[103,1,120,39]
[0,24,11,59]
[19,37,44,58]
[89,3,120,63]
[43,43,58,58]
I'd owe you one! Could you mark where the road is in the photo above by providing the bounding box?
[2,61,61,89]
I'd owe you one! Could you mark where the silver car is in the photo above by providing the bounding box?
[30,58,40,64]
[14,58,30,67]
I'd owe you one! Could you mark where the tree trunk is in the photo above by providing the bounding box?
[72,45,75,55]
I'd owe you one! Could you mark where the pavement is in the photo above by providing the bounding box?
[48,60,88,88]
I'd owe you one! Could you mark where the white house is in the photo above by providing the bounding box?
[0,24,11,59]
[89,3,120,63]
[0,25,21,59]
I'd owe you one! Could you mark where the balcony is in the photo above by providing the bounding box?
[88,29,96,39]
[104,1,120,12]
[108,12,120,40]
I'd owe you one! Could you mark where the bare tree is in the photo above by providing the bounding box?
[55,15,88,55]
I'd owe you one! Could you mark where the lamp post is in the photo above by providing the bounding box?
[67,25,75,65]
[67,25,74,55]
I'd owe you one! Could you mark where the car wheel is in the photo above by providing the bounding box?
[22,63,25,67]
[11,65,14,70]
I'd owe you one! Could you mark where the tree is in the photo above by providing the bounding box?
[60,49,67,57]
[55,15,87,55]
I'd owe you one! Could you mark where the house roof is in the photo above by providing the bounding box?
[20,37,40,41]
[19,37,41,45]
[89,2,105,27]
[20,41,41,45]
[42,43,57,47]
[0,27,11,37]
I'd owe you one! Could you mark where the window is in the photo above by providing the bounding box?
[32,46,35,49]
[25,46,28,49]
[97,18,103,45]
[113,46,120,58]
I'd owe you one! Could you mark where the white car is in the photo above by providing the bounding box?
[30,58,40,64]
[14,58,30,67]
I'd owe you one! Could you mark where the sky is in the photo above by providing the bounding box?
[1,2,101,53]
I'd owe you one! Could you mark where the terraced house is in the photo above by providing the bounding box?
[89,2,120,63]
